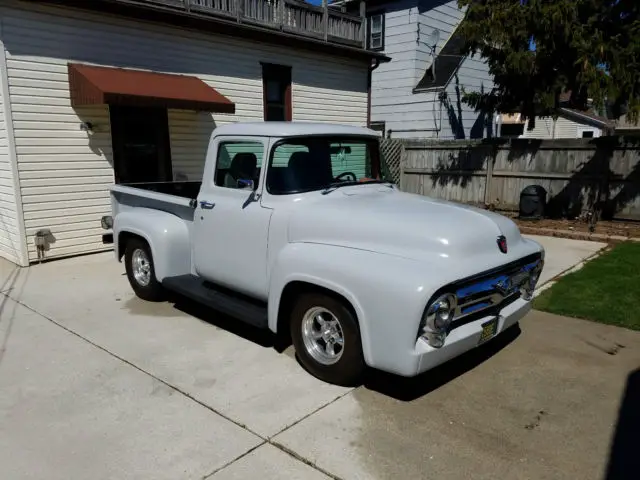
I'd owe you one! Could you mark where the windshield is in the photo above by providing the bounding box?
[266,136,385,195]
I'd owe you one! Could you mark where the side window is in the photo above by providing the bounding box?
[215,141,264,189]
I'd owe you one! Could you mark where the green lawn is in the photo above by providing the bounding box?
[534,242,640,331]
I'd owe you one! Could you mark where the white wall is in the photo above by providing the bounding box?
[0,21,25,266]
[370,0,494,139]
[0,0,369,262]
[521,116,603,139]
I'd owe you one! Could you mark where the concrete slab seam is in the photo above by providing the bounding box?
[5,291,352,480]
[266,388,355,441]
[200,388,353,479]
[270,440,346,480]
[3,292,265,437]
[200,441,267,480]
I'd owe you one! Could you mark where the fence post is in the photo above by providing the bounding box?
[484,145,494,206]
[322,0,328,41]
[398,142,406,189]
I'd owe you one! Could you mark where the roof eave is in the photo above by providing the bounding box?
[559,107,610,129]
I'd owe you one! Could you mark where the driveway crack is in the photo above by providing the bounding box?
[5,291,352,480]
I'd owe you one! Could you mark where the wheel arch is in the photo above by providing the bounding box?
[113,208,191,281]
[275,280,360,346]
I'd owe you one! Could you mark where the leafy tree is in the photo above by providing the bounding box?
[456,0,639,125]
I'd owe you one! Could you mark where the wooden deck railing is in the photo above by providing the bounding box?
[131,0,365,47]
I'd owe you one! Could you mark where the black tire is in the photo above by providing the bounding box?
[124,238,165,302]
[290,292,366,386]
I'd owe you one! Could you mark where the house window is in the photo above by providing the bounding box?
[578,126,599,138]
[109,105,172,184]
[262,63,292,121]
[367,13,384,51]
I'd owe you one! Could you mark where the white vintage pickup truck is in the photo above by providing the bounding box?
[105,122,544,386]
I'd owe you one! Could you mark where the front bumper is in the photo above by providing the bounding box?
[414,297,531,375]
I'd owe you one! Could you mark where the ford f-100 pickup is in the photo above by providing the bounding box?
[105,122,545,386]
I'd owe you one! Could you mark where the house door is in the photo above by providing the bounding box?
[110,105,172,184]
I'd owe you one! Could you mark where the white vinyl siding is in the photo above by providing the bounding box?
[0,0,368,262]
[0,32,24,265]
[521,116,602,139]
[370,0,494,139]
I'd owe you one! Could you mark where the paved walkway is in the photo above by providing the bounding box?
[0,237,637,479]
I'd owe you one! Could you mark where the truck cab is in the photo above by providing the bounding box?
[108,122,544,386]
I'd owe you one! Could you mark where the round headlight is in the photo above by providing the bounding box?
[424,293,457,333]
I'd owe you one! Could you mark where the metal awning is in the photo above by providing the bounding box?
[68,63,235,113]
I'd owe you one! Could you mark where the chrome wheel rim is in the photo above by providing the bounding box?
[132,248,151,287]
[301,306,344,365]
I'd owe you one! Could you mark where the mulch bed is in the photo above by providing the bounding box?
[500,213,640,243]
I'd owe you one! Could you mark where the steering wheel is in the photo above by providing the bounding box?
[335,171,357,182]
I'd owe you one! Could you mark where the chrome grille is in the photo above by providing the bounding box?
[453,257,542,321]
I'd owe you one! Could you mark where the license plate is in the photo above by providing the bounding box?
[478,317,499,344]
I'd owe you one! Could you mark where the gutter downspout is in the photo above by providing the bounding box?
[367,58,380,127]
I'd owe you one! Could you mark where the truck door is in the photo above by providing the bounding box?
[193,136,272,300]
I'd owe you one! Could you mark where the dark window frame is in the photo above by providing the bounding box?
[367,11,385,51]
[261,62,292,121]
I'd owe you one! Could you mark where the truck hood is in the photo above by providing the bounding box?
[287,186,532,264]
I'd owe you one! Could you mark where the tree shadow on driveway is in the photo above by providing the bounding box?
[604,368,640,480]
[363,323,521,402]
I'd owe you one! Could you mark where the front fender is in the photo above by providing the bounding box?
[114,208,191,282]
[268,243,443,374]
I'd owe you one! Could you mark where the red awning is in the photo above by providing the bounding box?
[68,63,235,113]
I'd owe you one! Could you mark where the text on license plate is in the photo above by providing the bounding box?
[478,317,499,344]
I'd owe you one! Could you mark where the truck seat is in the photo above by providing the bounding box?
[286,152,333,191]
[225,153,258,188]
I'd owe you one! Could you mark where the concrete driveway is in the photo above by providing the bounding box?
[1,236,637,480]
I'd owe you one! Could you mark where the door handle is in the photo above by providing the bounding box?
[200,201,215,210]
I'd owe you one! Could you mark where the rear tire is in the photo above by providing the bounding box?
[124,238,165,302]
[290,292,366,386]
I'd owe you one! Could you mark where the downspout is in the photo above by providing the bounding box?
[367,58,380,127]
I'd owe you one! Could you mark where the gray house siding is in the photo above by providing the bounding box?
[366,0,494,139]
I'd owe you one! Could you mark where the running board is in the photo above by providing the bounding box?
[162,274,268,329]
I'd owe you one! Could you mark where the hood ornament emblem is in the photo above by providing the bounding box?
[497,235,508,254]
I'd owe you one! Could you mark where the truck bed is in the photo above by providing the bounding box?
[119,181,202,199]
[110,181,201,222]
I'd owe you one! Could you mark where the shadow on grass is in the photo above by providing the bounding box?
[605,368,640,480]
[363,323,521,402]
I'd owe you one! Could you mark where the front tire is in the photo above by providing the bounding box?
[290,293,366,386]
[124,238,165,302]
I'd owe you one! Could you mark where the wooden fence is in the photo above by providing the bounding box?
[398,137,640,221]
